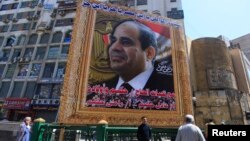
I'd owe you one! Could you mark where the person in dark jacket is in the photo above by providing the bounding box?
[137,116,152,141]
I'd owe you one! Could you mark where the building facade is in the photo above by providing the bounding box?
[0,0,75,122]
[190,37,250,128]
[101,0,183,19]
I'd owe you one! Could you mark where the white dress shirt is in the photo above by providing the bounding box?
[115,67,154,90]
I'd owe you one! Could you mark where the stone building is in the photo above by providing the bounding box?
[190,37,250,128]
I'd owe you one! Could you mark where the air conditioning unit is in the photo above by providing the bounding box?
[26,16,33,21]
[3,19,9,23]
[12,57,18,63]
[19,57,24,62]
[45,25,51,30]
[50,12,56,18]
[12,18,18,23]
[59,11,66,16]
[24,57,31,62]
[33,14,40,20]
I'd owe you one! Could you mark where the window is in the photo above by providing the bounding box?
[5,64,17,79]
[11,49,21,60]
[39,33,50,44]
[17,64,29,78]
[0,49,11,62]
[36,84,52,98]
[20,1,30,8]
[0,65,6,78]
[16,35,26,46]
[51,32,63,43]
[0,14,14,20]
[0,5,8,11]
[56,62,66,79]
[24,82,37,98]
[171,8,177,11]
[0,25,9,32]
[32,22,37,30]
[47,46,59,59]
[11,82,24,98]
[27,34,38,45]
[6,14,14,20]
[35,47,46,60]
[0,3,18,11]
[51,84,61,99]
[36,83,61,99]
[10,23,31,31]
[0,36,4,47]
[23,23,31,30]
[11,3,19,9]
[11,24,19,31]
[61,45,69,59]
[137,0,147,5]
[23,48,33,58]
[17,11,35,19]
[42,63,55,78]
[29,63,41,77]
[0,82,11,98]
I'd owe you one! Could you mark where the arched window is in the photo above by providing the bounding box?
[27,34,38,45]
[16,35,27,46]
[51,32,62,43]
[39,33,50,44]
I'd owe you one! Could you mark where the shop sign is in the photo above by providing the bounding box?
[3,98,31,110]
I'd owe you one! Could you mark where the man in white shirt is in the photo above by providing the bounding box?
[175,114,206,141]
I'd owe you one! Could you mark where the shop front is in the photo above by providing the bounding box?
[3,98,34,121]
[31,98,60,122]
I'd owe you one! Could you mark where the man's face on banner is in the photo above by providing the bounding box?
[108,21,147,76]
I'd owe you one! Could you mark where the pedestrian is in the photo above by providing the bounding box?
[205,119,215,139]
[16,116,32,141]
[137,116,152,141]
[175,114,206,141]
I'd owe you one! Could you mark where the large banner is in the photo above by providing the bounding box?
[58,0,193,127]
[86,11,175,110]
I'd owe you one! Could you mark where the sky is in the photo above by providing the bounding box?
[182,0,250,40]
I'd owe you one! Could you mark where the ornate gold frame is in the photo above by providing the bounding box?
[58,0,193,127]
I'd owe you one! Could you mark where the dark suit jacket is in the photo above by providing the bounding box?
[99,67,174,93]
[99,56,174,92]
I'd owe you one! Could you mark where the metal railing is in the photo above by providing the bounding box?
[31,121,178,141]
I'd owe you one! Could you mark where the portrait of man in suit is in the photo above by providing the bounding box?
[86,18,175,110]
